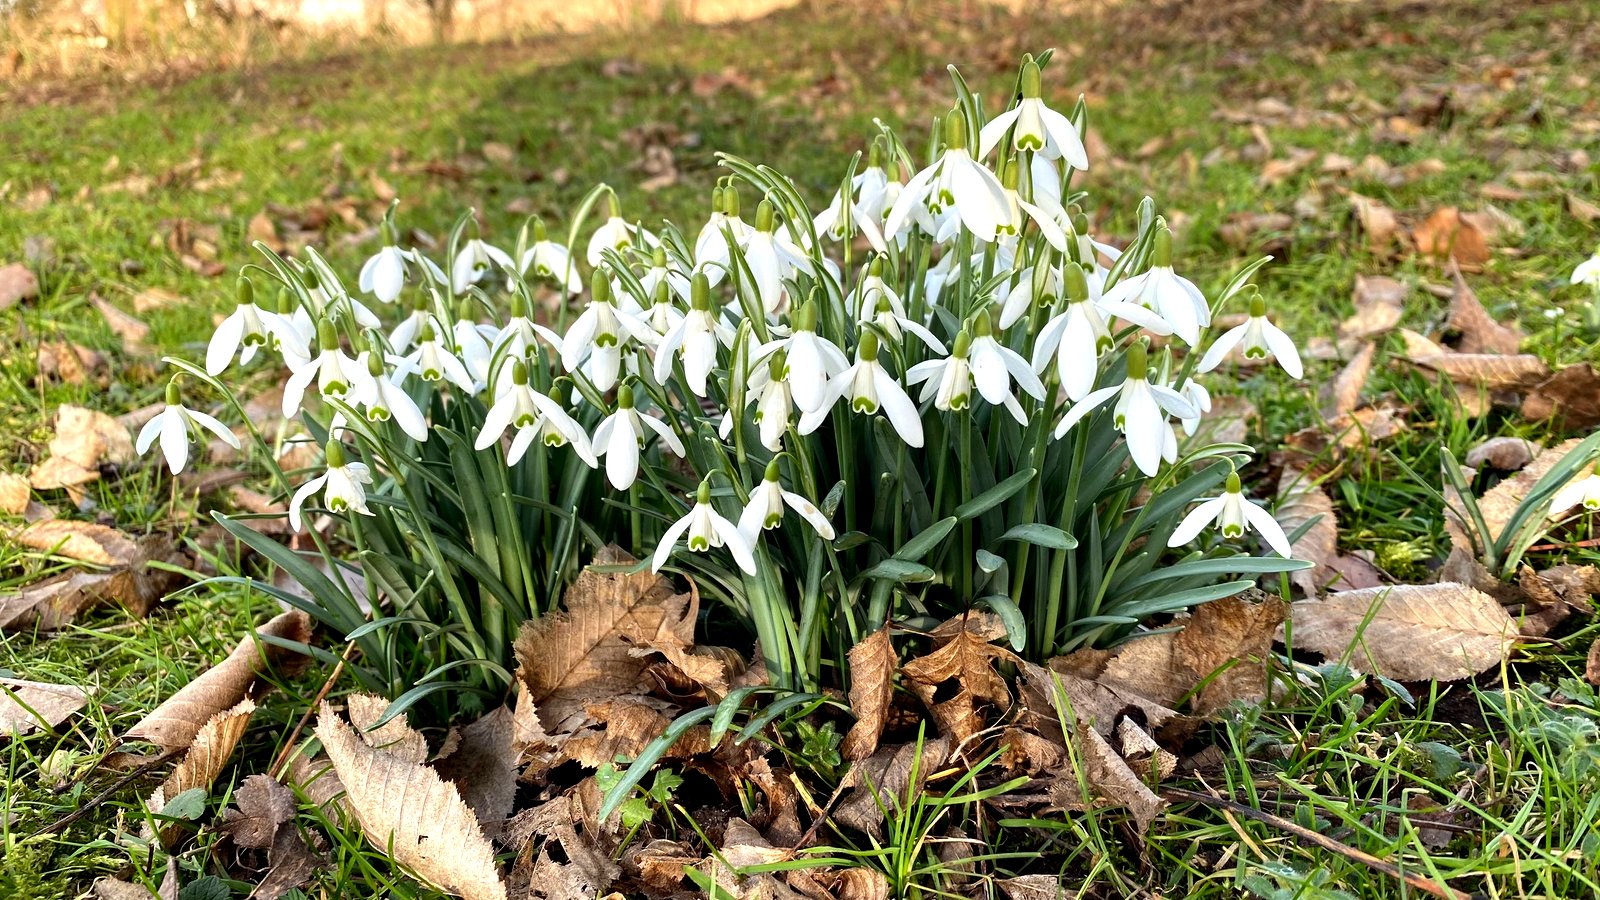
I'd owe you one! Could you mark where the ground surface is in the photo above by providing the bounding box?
[4,0,1600,897]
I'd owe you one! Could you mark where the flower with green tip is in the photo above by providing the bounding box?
[451,238,514,293]
[738,460,835,542]
[517,220,581,295]
[884,110,1011,244]
[561,270,658,394]
[800,331,923,447]
[978,59,1090,169]
[739,199,814,314]
[1030,264,1113,401]
[592,383,686,490]
[749,300,850,414]
[1198,287,1302,379]
[352,348,428,442]
[284,318,376,418]
[652,479,757,575]
[136,380,240,475]
[1169,470,1293,558]
[207,277,304,376]
[289,441,373,532]
[1571,247,1600,289]
[476,362,596,467]
[1099,226,1209,345]
[1551,468,1600,514]
[1052,342,1197,476]
[654,273,734,397]
[966,308,1045,409]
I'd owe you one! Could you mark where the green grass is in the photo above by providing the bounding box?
[3,0,1600,896]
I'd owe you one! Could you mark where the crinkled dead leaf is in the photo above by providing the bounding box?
[1288,583,1518,681]
[900,615,1019,744]
[514,546,696,733]
[1587,638,1600,687]
[1412,206,1491,267]
[1116,717,1177,780]
[92,293,150,353]
[11,519,137,565]
[1081,724,1166,833]
[1349,193,1399,256]
[1464,436,1536,470]
[435,706,519,831]
[0,530,184,630]
[1522,364,1600,431]
[222,774,325,899]
[315,701,508,900]
[1320,341,1374,419]
[37,340,105,386]
[0,262,40,309]
[1461,437,1584,549]
[126,609,311,752]
[836,737,950,837]
[999,875,1075,900]
[559,698,709,769]
[1339,275,1406,342]
[1567,192,1600,224]
[1446,264,1521,354]
[347,693,429,763]
[841,628,895,761]
[1,677,89,737]
[92,860,178,900]
[1025,659,1181,737]
[0,473,29,515]
[1278,468,1336,598]
[145,699,255,844]
[506,793,619,900]
[48,404,134,470]
[1408,351,1551,392]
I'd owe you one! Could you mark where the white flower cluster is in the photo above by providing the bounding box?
[144,58,1304,575]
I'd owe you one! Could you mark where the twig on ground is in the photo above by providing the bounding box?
[28,751,176,840]
[269,639,357,779]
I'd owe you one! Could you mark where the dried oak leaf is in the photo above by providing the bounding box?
[1319,341,1374,419]
[1349,193,1399,256]
[1464,436,1537,471]
[514,546,695,734]
[507,794,619,900]
[1,677,89,736]
[900,615,1019,745]
[835,737,951,837]
[1412,207,1490,267]
[1278,468,1336,598]
[315,701,508,900]
[126,609,311,752]
[145,698,255,844]
[434,706,519,831]
[1522,365,1600,430]
[48,404,135,469]
[92,293,150,354]
[1287,583,1517,681]
[840,628,896,761]
[1339,275,1407,342]
[1446,263,1521,354]
[0,262,40,309]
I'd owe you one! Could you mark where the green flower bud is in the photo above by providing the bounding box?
[767,347,788,379]
[165,379,181,406]
[512,359,528,385]
[652,244,668,268]
[1063,261,1090,302]
[690,272,712,312]
[325,440,347,468]
[1021,59,1042,100]
[532,217,547,243]
[972,307,994,337]
[710,184,725,216]
[316,318,339,351]
[724,185,741,219]
[1000,155,1020,191]
[236,275,254,308]
[1125,341,1148,379]
[792,298,818,332]
[653,278,671,307]
[590,269,611,304]
[942,110,967,153]
[858,330,880,362]
[867,139,883,170]
[1246,286,1266,318]
[510,289,527,319]
[868,255,885,279]
[1152,226,1173,268]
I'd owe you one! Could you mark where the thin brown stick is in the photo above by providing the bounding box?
[1525,536,1600,553]
[1162,786,1471,900]
[28,751,176,840]
[269,640,357,779]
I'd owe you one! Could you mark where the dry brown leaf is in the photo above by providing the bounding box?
[1567,192,1600,224]
[315,701,508,900]
[1447,264,1521,354]
[347,693,429,763]
[841,629,895,761]
[92,294,150,353]
[223,773,324,899]
[126,609,311,752]
[1465,436,1537,470]
[37,340,105,386]
[1412,207,1491,267]
[435,706,519,830]
[0,532,181,630]
[48,404,135,470]
[559,698,708,769]
[1288,583,1517,681]
[0,473,29,515]
[1586,638,1600,687]
[1470,438,1584,546]
[145,699,255,843]
[901,616,1019,745]
[1523,365,1600,430]
[1409,352,1551,392]
[1,677,89,736]
[514,546,695,734]
[835,737,951,837]
[132,287,183,314]
[1116,717,1177,780]
[0,263,40,309]
[1349,193,1399,256]
[999,875,1074,900]
[506,793,619,900]
[1278,469,1335,598]
[11,519,137,565]
[27,455,99,493]
[1024,659,1182,738]
[1320,341,1375,419]
[1339,275,1406,342]
[1081,724,1166,832]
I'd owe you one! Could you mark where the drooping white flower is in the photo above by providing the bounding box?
[998,261,1062,330]
[588,195,659,267]
[719,348,795,452]
[389,294,434,354]
[283,318,377,418]
[293,261,382,334]
[1176,378,1211,437]
[451,238,515,294]
[517,219,582,295]
[1197,287,1303,379]
[561,271,658,394]
[288,441,373,532]
[868,293,945,354]
[994,154,1069,252]
[908,329,1021,420]
[652,479,758,576]
[400,319,478,394]
[639,245,692,309]
[814,147,891,253]
[489,290,565,386]
[476,361,597,467]
[1571,248,1600,289]
[451,314,495,391]
[884,111,1011,243]
[693,185,750,286]
[654,273,734,397]
[1099,226,1210,345]
[853,256,907,321]
[1551,470,1600,514]
[1030,264,1112,401]
[591,383,687,490]
[206,277,305,375]
[642,277,687,340]
[799,331,923,447]
[1052,342,1197,476]
[749,301,850,414]
[978,59,1090,169]
[738,199,814,315]
[738,460,835,542]
[1169,470,1294,558]
[351,350,429,442]
[966,308,1046,411]
[135,381,239,475]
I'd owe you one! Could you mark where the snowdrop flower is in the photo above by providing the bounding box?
[967,308,1045,408]
[351,347,428,442]
[1177,378,1211,437]
[739,199,814,314]
[1099,226,1209,345]
[562,271,658,394]
[884,110,1011,243]
[396,320,476,394]
[359,244,441,303]
[652,479,758,576]
[655,273,734,397]
[1169,471,1293,558]
[800,331,923,447]
[908,329,1027,421]
[870,294,945,354]
[693,185,749,285]
[588,195,658,267]
[451,238,514,294]
[814,144,891,253]
[1197,287,1303,379]
[517,219,582,295]
[749,301,850,414]
[283,319,376,418]
[476,362,597,467]
[738,459,836,542]
[288,441,372,533]
[489,290,564,385]
[136,380,239,475]
[642,278,687,340]
[389,293,434,354]
[978,59,1090,169]
[292,263,382,334]
[995,155,1069,252]
[450,307,495,391]
[853,256,907,321]
[719,348,795,452]
[592,383,687,490]
[998,260,1062,330]
[1053,342,1197,476]
[207,277,304,375]
[1571,248,1600,289]
[639,245,692,308]
[1551,468,1600,514]
[1031,264,1112,400]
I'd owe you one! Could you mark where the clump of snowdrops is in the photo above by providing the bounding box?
[150,53,1310,712]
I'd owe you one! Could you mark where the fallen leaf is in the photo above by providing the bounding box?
[482,142,516,165]
[1000,875,1073,900]
[835,738,950,837]
[47,404,134,469]
[506,793,619,900]
[840,628,895,761]
[1409,352,1551,392]
[1081,721,1166,832]
[132,287,183,314]
[0,263,40,309]
[11,519,137,565]
[0,473,31,515]
[36,340,106,386]
[1278,469,1336,598]
[1320,341,1375,418]
[1287,583,1518,681]
[223,774,325,900]
[315,701,508,900]
[0,533,182,630]
[1349,193,1399,256]
[126,609,311,752]
[1523,365,1600,430]
[434,706,519,831]
[1469,438,1584,546]
[1339,275,1407,342]
[1464,436,1537,470]
[900,615,1019,744]
[1567,192,1600,224]
[92,294,150,353]
[1024,659,1181,737]
[1446,264,1521,354]
[1412,207,1490,267]
[145,699,255,844]
[558,698,708,769]
[1,678,89,736]
[1586,638,1600,687]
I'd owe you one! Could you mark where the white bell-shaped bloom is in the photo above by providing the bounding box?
[389,296,433,354]
[359,246,409,303]
[294,264,382,335]
[738,461,835,542]
[206,278,305,375]
[1551,471,1600,514]
[1169,471,1294,558]
[998,261,1062,330]
[869,294,945,355]
[587,197,659,268]
[1198,288,1303,379]
[852,256,907,321]
[1031,265,1112,401]
[749,303,850,414]
[283,319,377,418]
[799,331,923,447]
[135,381,240,475]
[451,238,514,294]
[978,60,1090,169]
[451,317,493,391]
[994,155,1069,252]
[719,349,796,453]
[884,112,1011,243]
[1572,249,1600,289]
[350,350,429,442]
[1177,378,1211,437]
[652,480,758,576]
[289,441,373,532]
[907,329,1033,422]
[561,272,658,394]
[518,221,582,295]
[1053,343,1197,476]
[591,384,687,490]
[1099,226,1209,346]
[654,273,734,397]
[489,292,565,387]
[399,320,478,394]
[476,361,597,467]
[813,187,888,254]
[692,186,750,287]
[739,200,814,315]
[966,309,1045,409]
